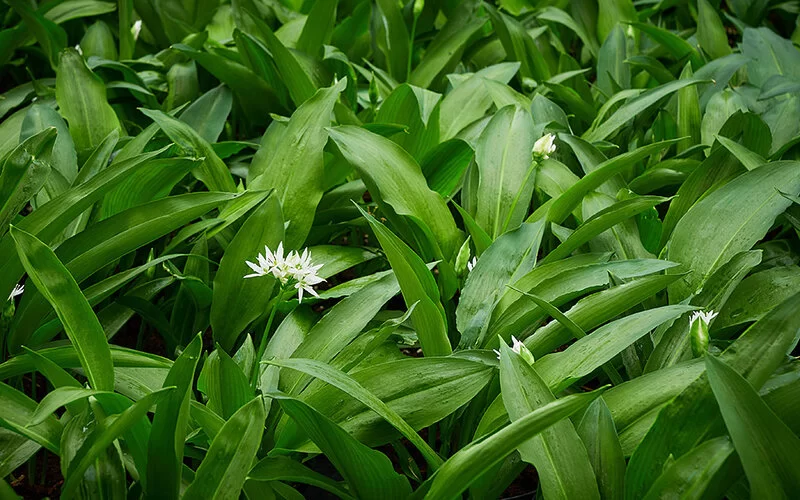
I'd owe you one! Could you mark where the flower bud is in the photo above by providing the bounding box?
[454,237,472,277]
[533,133,556,160]
[689,310,717,357]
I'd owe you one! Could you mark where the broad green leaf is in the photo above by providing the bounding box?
[537,139,679,224]
[146,334,203,500]
[499,342,600,500]
[741,27,800,88]
[596,26,629,98]
[715,266,800,331]
[625,292,800,498]
[642,436,740,500]
[697,0,731,59]
[535,305,696,392]
[9,192,240,350]
[329,126,462,258]
[139,108,236,193]
[296,0,336,58]
[486,5,550,81]
[280,269,402,395]
[578,398,625,500]
[172,43,284,122]
[409,13,486,89]
[268,357,443,469]
[183,397,265,500]
[10,226,114,391]
[474,105,536,238]
[439,63,520,141]
[249,80,345,246]
[277,357,493,452]
[492,256,657,339]
[359,208,450,356]
[706,354,800,499]
[61,388,174,498]
[55,48,120,161]
[0,381,61,453]
[457,221,545,348]
[372,0,410,81]
[584,80,704,142]
[542,196,669,264]
[646,250,762,371]
[0,128,56,236]
[666,161,800,301]
[274,395,412,499]
[425,389,605,499]
[248,456,353,499]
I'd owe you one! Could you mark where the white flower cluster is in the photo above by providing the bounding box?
[467,257,477,272]
[689,310,718,328]
[7,284,23,301]
[533,133,557,160]
[244,242,325,303]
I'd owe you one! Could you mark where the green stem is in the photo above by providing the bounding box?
[251,290,282,390]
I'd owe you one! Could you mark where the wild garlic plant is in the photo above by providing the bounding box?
[244,242,325,385]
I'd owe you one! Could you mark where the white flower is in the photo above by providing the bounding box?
[7,284,23,301]
[131,20,143,40]
[533,133,556,159]
[467,257,477,272]
[74,44,83,55]
[244,243,325,303]
[689,310,718,328]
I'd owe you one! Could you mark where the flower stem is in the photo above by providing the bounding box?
[252,289,281,390]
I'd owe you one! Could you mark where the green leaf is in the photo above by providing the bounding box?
[473,105,536,238]
[248,456,353,499]
[274,394,412,499]
[642,436,739,500]
[267,356,442,469]
[439,63,520,141]
[10,192,240,350]
[139,108,236,193]
[584,80,704,142]
[29,387,110,426]
[425,388,605,499]
[0,381,61,453]
[457,221,545,348]
[329,126,462,258]
[358,207,450,356]
[538,139,680,225]
[183,397,265,499]
[409,13,486,89]
[55,48,121,161]
[741,27,800,88]
[499,342,600,500]
[535,305,696,391]
[61,388,174,498]
[10,226,114,391]
[577,398,625,500]
[697,0,731,59]
[666,161,800,302]
[706,354,800,499]
[0,128,57,236]
[146,334,203,500]
[277,357,493,451]
[249,79,345,247]
[542,195,669,264]
[373,0,410,82]
[296,0,336,57]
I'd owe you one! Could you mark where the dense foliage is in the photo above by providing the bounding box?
[1,0,800,497]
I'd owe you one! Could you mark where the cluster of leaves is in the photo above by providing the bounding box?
[1,0,800,498]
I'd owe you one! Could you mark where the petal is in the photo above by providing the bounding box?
[245,260,263,274]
